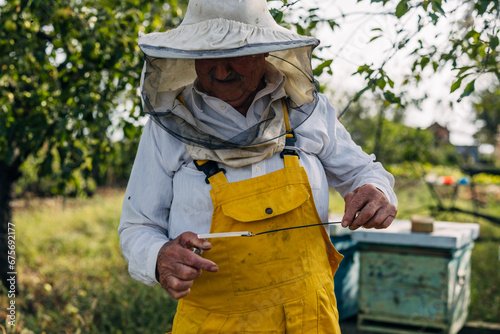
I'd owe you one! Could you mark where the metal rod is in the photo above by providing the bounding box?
[197,231,252,239]
[248,221,342,237]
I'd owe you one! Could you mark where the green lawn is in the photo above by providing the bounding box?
[4,190,177,333]
[3,177,500,332]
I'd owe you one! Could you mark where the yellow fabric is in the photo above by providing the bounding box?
[282,99,292,133]
[221,184,309,222]
[171,153,344,333]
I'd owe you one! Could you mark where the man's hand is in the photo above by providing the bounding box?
[156,232,218,299]
[341,184,397,231]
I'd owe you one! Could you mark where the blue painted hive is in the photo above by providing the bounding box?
[352,220,480,334]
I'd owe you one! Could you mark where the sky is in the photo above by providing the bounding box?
[278,0,494,147]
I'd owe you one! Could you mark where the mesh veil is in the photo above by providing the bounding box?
[140,52,319,150]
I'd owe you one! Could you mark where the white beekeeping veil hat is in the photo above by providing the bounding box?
[139,0,321,151]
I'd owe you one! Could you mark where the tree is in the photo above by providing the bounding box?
[473,86,500,145]
[339,98,459,165]
[270,0,499,111]
[0,0,187,287]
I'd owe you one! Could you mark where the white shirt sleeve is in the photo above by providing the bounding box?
[312,94,398,206]
[118,119,184,286]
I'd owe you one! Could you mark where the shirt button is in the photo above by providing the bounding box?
[256,166,261,172]
[220,104,226,110]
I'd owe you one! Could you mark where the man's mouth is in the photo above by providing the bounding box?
[210,71,243,83]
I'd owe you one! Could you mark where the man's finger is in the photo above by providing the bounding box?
[177,247,219,272]
[343,191,355,212]
[342,193,368,227]
[177,232,213,251]
[375,214,396,229]
[163,274,195,292]
[352,201,380,228]
[173,232,219,272]
[166,285,191,300]
[167,258,203,281]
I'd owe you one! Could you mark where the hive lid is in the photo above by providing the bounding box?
[351,220,480,249]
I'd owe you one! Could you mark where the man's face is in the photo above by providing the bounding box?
[194,54,268,113]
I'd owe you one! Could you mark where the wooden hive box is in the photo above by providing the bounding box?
[352,220,479,334]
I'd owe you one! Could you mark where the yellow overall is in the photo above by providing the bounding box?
[171,102,343,333]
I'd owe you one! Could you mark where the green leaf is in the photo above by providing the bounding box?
[422,0,430,11]
[457,66,474,76]
[313,59,333,77]
[383,91,398,104]
[450,77,463,93]
[123,122,137,139]
[395,0,409,18]
[296,24,305,35]
[429,12,439,24]
[387,77,395,89]
[432,61,439,71]
[328,20,339,31]
[477,0,490,15]
[270,8,283,24]
[420,56,430,69]
[369,35,382,43]
[490,34,499,50]
[431,1,445,15]
[377,78,387,90]
[458,79,476,101]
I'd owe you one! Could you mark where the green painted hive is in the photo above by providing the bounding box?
[352,221,479,334]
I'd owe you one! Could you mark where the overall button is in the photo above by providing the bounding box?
[265,208,273,214]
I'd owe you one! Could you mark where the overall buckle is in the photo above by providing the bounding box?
[194,160,226,184]
[280,133,299,159]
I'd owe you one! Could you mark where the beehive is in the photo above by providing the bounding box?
[352,221,479,334]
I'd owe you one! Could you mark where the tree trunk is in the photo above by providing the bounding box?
[0,161,20,289]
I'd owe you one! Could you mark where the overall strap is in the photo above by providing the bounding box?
[280,100,301,168]
[280,99,299,159]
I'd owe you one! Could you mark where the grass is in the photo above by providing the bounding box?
[2,175,500,332]
[2,189,177,333]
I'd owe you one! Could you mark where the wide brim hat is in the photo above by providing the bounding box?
[139,0,321,150]
[139,0,319,106]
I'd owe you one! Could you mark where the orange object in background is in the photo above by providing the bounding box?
[442,175,455,184]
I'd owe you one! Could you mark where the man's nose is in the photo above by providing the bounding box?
[212,60,233,80]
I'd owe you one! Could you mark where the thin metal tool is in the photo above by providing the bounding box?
[193,231,251,254]
[197,231,252,239]
[192,222,342,254]
[249,221,342,236]
[196,222,342,240]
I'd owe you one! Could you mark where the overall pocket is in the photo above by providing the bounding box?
[221,184,313,295]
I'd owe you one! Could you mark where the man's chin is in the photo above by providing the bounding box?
[213,92,247,105]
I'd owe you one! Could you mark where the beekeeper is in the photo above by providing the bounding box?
[119,0,397,332]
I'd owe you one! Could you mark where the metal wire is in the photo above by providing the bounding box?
[247,221,342,237]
